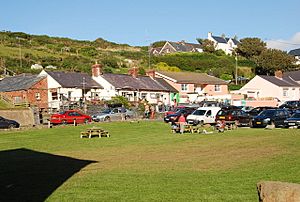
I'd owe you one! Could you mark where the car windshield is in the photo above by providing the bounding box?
[259,110,275,116]
[101,109,111,113]
[192,110,206,116]
[292,113,300,118]
[217,110,228,116]
[59,111,66,115]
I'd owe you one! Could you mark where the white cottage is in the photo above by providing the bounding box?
[39,70,103,110]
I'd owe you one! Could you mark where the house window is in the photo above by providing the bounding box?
[141,93,147,99]
[51,92,58,100]
[283,88,289,97]
[214,85,221,92]
[35,92,41,100]
[181,84,188,91]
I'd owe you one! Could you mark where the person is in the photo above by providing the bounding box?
[144,104,150,119]
[120,105,126,121]
[150,105,155,119]
[178,113,186,134]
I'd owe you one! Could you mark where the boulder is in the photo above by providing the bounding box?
[257,181,300,202]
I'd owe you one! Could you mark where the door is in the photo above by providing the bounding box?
[204,110,215,124]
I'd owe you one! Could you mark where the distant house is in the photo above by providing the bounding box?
[207,32,239,55]
[91,64,178,104]
[288,48,300,65]
[151,70,229,103]
[237,71,300,102]
[151,41,203,55]
[39,70,103,110]
[0,74,48,109]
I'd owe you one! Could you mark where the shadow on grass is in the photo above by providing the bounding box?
[0,148,96,201]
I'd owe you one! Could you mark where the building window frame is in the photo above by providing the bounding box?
[283,88,289,97]
[214,85,221,92]
[35,92,41,100]
[181,84,188,92]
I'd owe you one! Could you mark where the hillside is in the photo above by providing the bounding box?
[0,31,148,75]
[0,31,254,82]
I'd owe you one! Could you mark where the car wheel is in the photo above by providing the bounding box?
[62,120,67,125]
[199,120,204,126]
[84,119,89,124]
[8,124,16,129]
[125,115,130,120]
[104,116,111,122]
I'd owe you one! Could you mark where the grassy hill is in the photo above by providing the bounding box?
[0,31,148,75]
[0,31,254,82]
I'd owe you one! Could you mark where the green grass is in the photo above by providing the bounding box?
[1,121,300,201]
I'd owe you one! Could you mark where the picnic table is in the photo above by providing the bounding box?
[171,123,204,134]
[80,127,110,138]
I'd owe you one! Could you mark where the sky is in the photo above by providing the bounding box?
[1,0,300,51]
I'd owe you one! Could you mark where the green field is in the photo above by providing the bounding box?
[1,121,300,201]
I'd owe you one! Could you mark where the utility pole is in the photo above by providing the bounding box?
[235,53,238,85]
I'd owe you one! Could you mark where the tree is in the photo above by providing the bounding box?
[255,49,296,75]
[200,39,215,53]
[236,38,266,59]
[151,41,166,48]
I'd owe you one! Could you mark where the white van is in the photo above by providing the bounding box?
[186,107,221,125]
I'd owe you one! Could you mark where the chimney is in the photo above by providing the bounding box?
[208,32,212,38]
[146,69,156,78]
[275,70,283,79]
[92,62,102,77]
[128,67,138,78]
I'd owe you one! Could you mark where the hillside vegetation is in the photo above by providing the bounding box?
[0,31,254,80]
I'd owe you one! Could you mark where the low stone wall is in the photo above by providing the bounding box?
[257,181,300,202]
[0,108,35,126]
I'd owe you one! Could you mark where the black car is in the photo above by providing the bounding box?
[284,112,300,128]
[0,116,20,129]
[251,109,290,128]
[279,100,300,109]
[215,108,252,126]
[164,107,196,123]
[247,106,276,117]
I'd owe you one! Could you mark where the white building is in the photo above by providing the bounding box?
[207,32,239,55]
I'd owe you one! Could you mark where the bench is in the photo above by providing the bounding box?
[80,128,110,138]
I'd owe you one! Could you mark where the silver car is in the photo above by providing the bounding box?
[92,108,134,122]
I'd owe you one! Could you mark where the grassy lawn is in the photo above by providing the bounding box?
[0,121,300,201]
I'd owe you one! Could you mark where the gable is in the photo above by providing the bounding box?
[0,75,46,92]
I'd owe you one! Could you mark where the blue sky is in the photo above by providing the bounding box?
[1,0,300,50]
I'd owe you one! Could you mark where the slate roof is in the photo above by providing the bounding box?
[0,74,46,92]
[211,35,228,43]
[45,71,103,89]
[288,48,300,56]
[283,70,300,81]
[167,41,202,52]
[102,73,177,92]
[156,71,228,85]
[260,75,300,87]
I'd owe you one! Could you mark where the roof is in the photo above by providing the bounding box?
[288,48,300,56]
[155,78,178,92]
[167,41,202,52]
[45,71,103,89]
[156,71,228,85]
[259,75,300,87]
[283,70,300,81]
[0,74,46,92]
[211,35,228,43]
[102,73,177,92]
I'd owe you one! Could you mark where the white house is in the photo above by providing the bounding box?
[288,48,300,65]
[39,70,104,110]
[207,32,239,55]
[235,71,300,103]
[91,64,178,104]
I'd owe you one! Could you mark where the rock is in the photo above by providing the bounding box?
[257,181,300,202]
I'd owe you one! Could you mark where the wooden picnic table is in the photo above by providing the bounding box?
[80,127,110,138]
[171,123,203,134]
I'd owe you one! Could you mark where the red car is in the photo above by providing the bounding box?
[50,110,92,125]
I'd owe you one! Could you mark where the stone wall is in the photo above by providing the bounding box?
[257,181,300,202]
[0,108,36,126]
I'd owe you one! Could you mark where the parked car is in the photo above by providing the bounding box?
[92,108,134,122]
[284,112,300,128]
[0,116,20,129]
[279,100,300,109]
[50,110,91,125]
[164,107,197,123]
[251,109,290,128]
[215,108,252,126]
[247,106,276,117]
[164,105,188,117]
[186,107,221,125]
